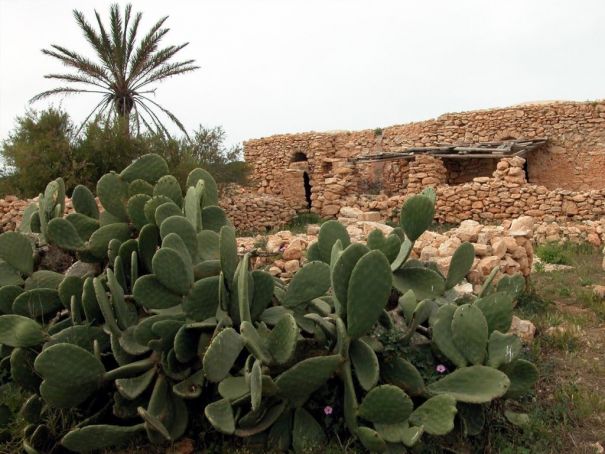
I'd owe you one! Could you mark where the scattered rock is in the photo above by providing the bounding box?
[509,316,536,344]
[592,285,605,300]
[283,260,300,274]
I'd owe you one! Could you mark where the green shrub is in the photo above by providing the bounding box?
[0,154,537,452]
[0,109,248,197]
[536,242,571,265]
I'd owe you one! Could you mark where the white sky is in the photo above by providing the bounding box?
[1,0,604,148]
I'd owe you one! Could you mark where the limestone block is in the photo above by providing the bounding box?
[477,256,501,275]
[359,211,382,222]
[508,216,535,237]
[509,316,536,344]
[340,207,363,219]
[284,260,301,274]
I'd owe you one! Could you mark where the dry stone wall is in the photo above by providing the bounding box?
[0,189,296,235]
[331,156,605,227]
[245,100,605,219]
[237,214,534,292]
[219,185,296,232]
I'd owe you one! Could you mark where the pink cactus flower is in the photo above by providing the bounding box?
[436,364,447,374]
[323,406,333,416]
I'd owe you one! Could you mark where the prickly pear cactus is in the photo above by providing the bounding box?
[0,162,537,452]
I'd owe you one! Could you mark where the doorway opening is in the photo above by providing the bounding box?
[303,172,312,208]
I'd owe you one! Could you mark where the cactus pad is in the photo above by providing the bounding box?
[283,261,331,307]
[317,220,351,263]
[275,355,341,406]
[381,356,425,396]
[267,313,298,364]
[427,365,510,403]
[203,328,245,382]
[0,315,45,347]
[475,292,514,333]
[347,250,392,339]
[204,399,235,434]
[357,426,387,453]
[350,339,380,391]
[292,408,326,453]
[409,394,457,435]
[61,424,145,452]
[487,331,521,368]
[393,267,446,300]
[358,384,413,424]
[501,359,539,399]
[0,231,34,274]
[399,194,435,241]
[445,242,475,289]
[451,304,488,365]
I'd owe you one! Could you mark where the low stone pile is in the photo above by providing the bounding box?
[533,219,605,247]
[0,196,30,232]
[0,196,77,232]
[238,212,535,294]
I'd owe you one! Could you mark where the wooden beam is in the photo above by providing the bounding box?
[350,138,547,163]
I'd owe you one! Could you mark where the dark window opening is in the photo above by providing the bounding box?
[442,158,496,185]
[303,171,312,208]
[292,151,308,163]
[523,159,529,182]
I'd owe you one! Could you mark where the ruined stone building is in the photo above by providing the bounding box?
[244,100,605,223]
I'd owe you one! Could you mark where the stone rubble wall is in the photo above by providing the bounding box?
[331,156,605,226]
[0,188,296,234]
[219,185,296,232]
[244,100,605,216]
[238,214,535,294]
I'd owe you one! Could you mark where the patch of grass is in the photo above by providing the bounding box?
[284,212,325,233]
[516,286,551,317]
[428,221,459,234]
[253,235,268,250]
[237,212,328,237]
[536,242,572,265]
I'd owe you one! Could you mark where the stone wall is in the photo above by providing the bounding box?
[219,185,296,232]
[238,214,534,291]
[0,188,296,235]
[292,156,604,227]
[244,100,605,218]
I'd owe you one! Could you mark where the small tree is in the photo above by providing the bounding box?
[30,3,198,137]
[0,108,75,196]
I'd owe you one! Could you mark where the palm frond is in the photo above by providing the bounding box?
[132,60,199,91]
[72,10,115,78]
[120,4,132,76]
[109,4,126,79]
[126,16,169,81]
[93,9,120,82]
[29,87,108,103]
[44,73,110,90]
[136,94,189,139]
[42,46,111,84]
[135,99,171,137]
[125,11,142,71]
[74,94,113,136]
[129,43,194,88]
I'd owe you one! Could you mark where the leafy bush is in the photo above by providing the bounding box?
[536,242,571,265]
[0,109,248,197]
[0,155,537,452]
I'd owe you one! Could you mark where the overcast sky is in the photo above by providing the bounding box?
[1,0,604,148]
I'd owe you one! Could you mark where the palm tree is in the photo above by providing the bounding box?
[30,3,199,138]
